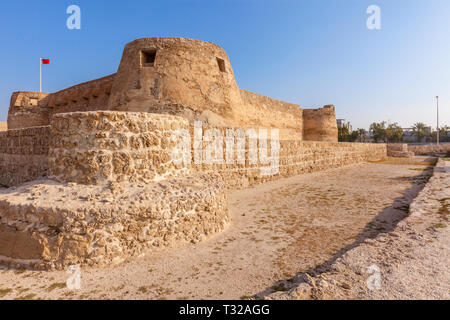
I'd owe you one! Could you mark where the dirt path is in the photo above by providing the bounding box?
[0,158,435,300]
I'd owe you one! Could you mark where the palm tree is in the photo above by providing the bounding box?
[412,122,428,143]
[357,128,366,142]
[439,125,450,142]
[369,121,387,143]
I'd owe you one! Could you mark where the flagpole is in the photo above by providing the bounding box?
[40,58,42,93]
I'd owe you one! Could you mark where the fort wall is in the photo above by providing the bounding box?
[45,74,115,115]
[0,126,49,186]
[1,111,386,188]
[303,105,338,142]
[0,172,228,269]
[407,144,450,156]
[6,38,334,142]
[0,111,386,269]
[49,112,190,185]
[44,111,385,188]
[7,92,50,130]
[186,126,385,189]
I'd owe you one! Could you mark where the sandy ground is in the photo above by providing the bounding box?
[266,158,449,300]
[0,157,439,300]
[0,122,6,132]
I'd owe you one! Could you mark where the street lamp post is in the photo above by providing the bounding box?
[436,96,439,146]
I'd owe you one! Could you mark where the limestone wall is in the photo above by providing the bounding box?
[0,126,50,186]
[7,76,115,130]
[1,111,386,188]
[0,110,386,269]
[303,105,338,142]
[239,90,302,140]
[6,38,338,142]
[408,144,450,156]
[108,38,242,127]
[186,128,386,189]
[48,111,190,185]
[0,172,228,269]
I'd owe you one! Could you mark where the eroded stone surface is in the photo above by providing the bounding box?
[49,111,190,185]
[0,172,228,270]
[0,37,388,270]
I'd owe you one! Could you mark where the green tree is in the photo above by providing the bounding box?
[338,126,350,142]
[369,121,387,143]
[412,122,428,142]
[357,128,366,142]
[439,125,450,142]
[339,126,359,142]
[349,131,359,142]
[431,125,450,142]
[386,123,403,142]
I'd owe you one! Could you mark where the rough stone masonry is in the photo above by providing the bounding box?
[0,37,386,269]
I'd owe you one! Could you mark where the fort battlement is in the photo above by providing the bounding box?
[7,37,337,141]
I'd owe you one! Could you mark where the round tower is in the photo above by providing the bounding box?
[108,37,243,126]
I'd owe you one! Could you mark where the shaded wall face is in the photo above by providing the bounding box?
[45,75,114,115]
[302,106,338,142]
[7,75,115,130]
[7,92,50,130]
[108,38,243,126]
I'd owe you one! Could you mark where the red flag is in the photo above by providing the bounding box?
[41,59,50,65]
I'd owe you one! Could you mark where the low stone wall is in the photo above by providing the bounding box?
[48,111,190,185]
[408,144,450,156]
[194,141,386,189]
[387,143,414,157]
[0,172,228,270]
[1,111,387,188]
[184,124,386,189]
[0,126,50,186]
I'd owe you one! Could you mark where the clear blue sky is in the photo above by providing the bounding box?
[1,0,449,130]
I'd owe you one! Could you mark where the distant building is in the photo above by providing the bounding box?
[337,119,352,132]
[402,128,415,142]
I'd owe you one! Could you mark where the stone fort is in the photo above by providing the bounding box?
[0,38,386,269]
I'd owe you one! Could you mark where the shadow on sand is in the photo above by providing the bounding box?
[255,164,435,299]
